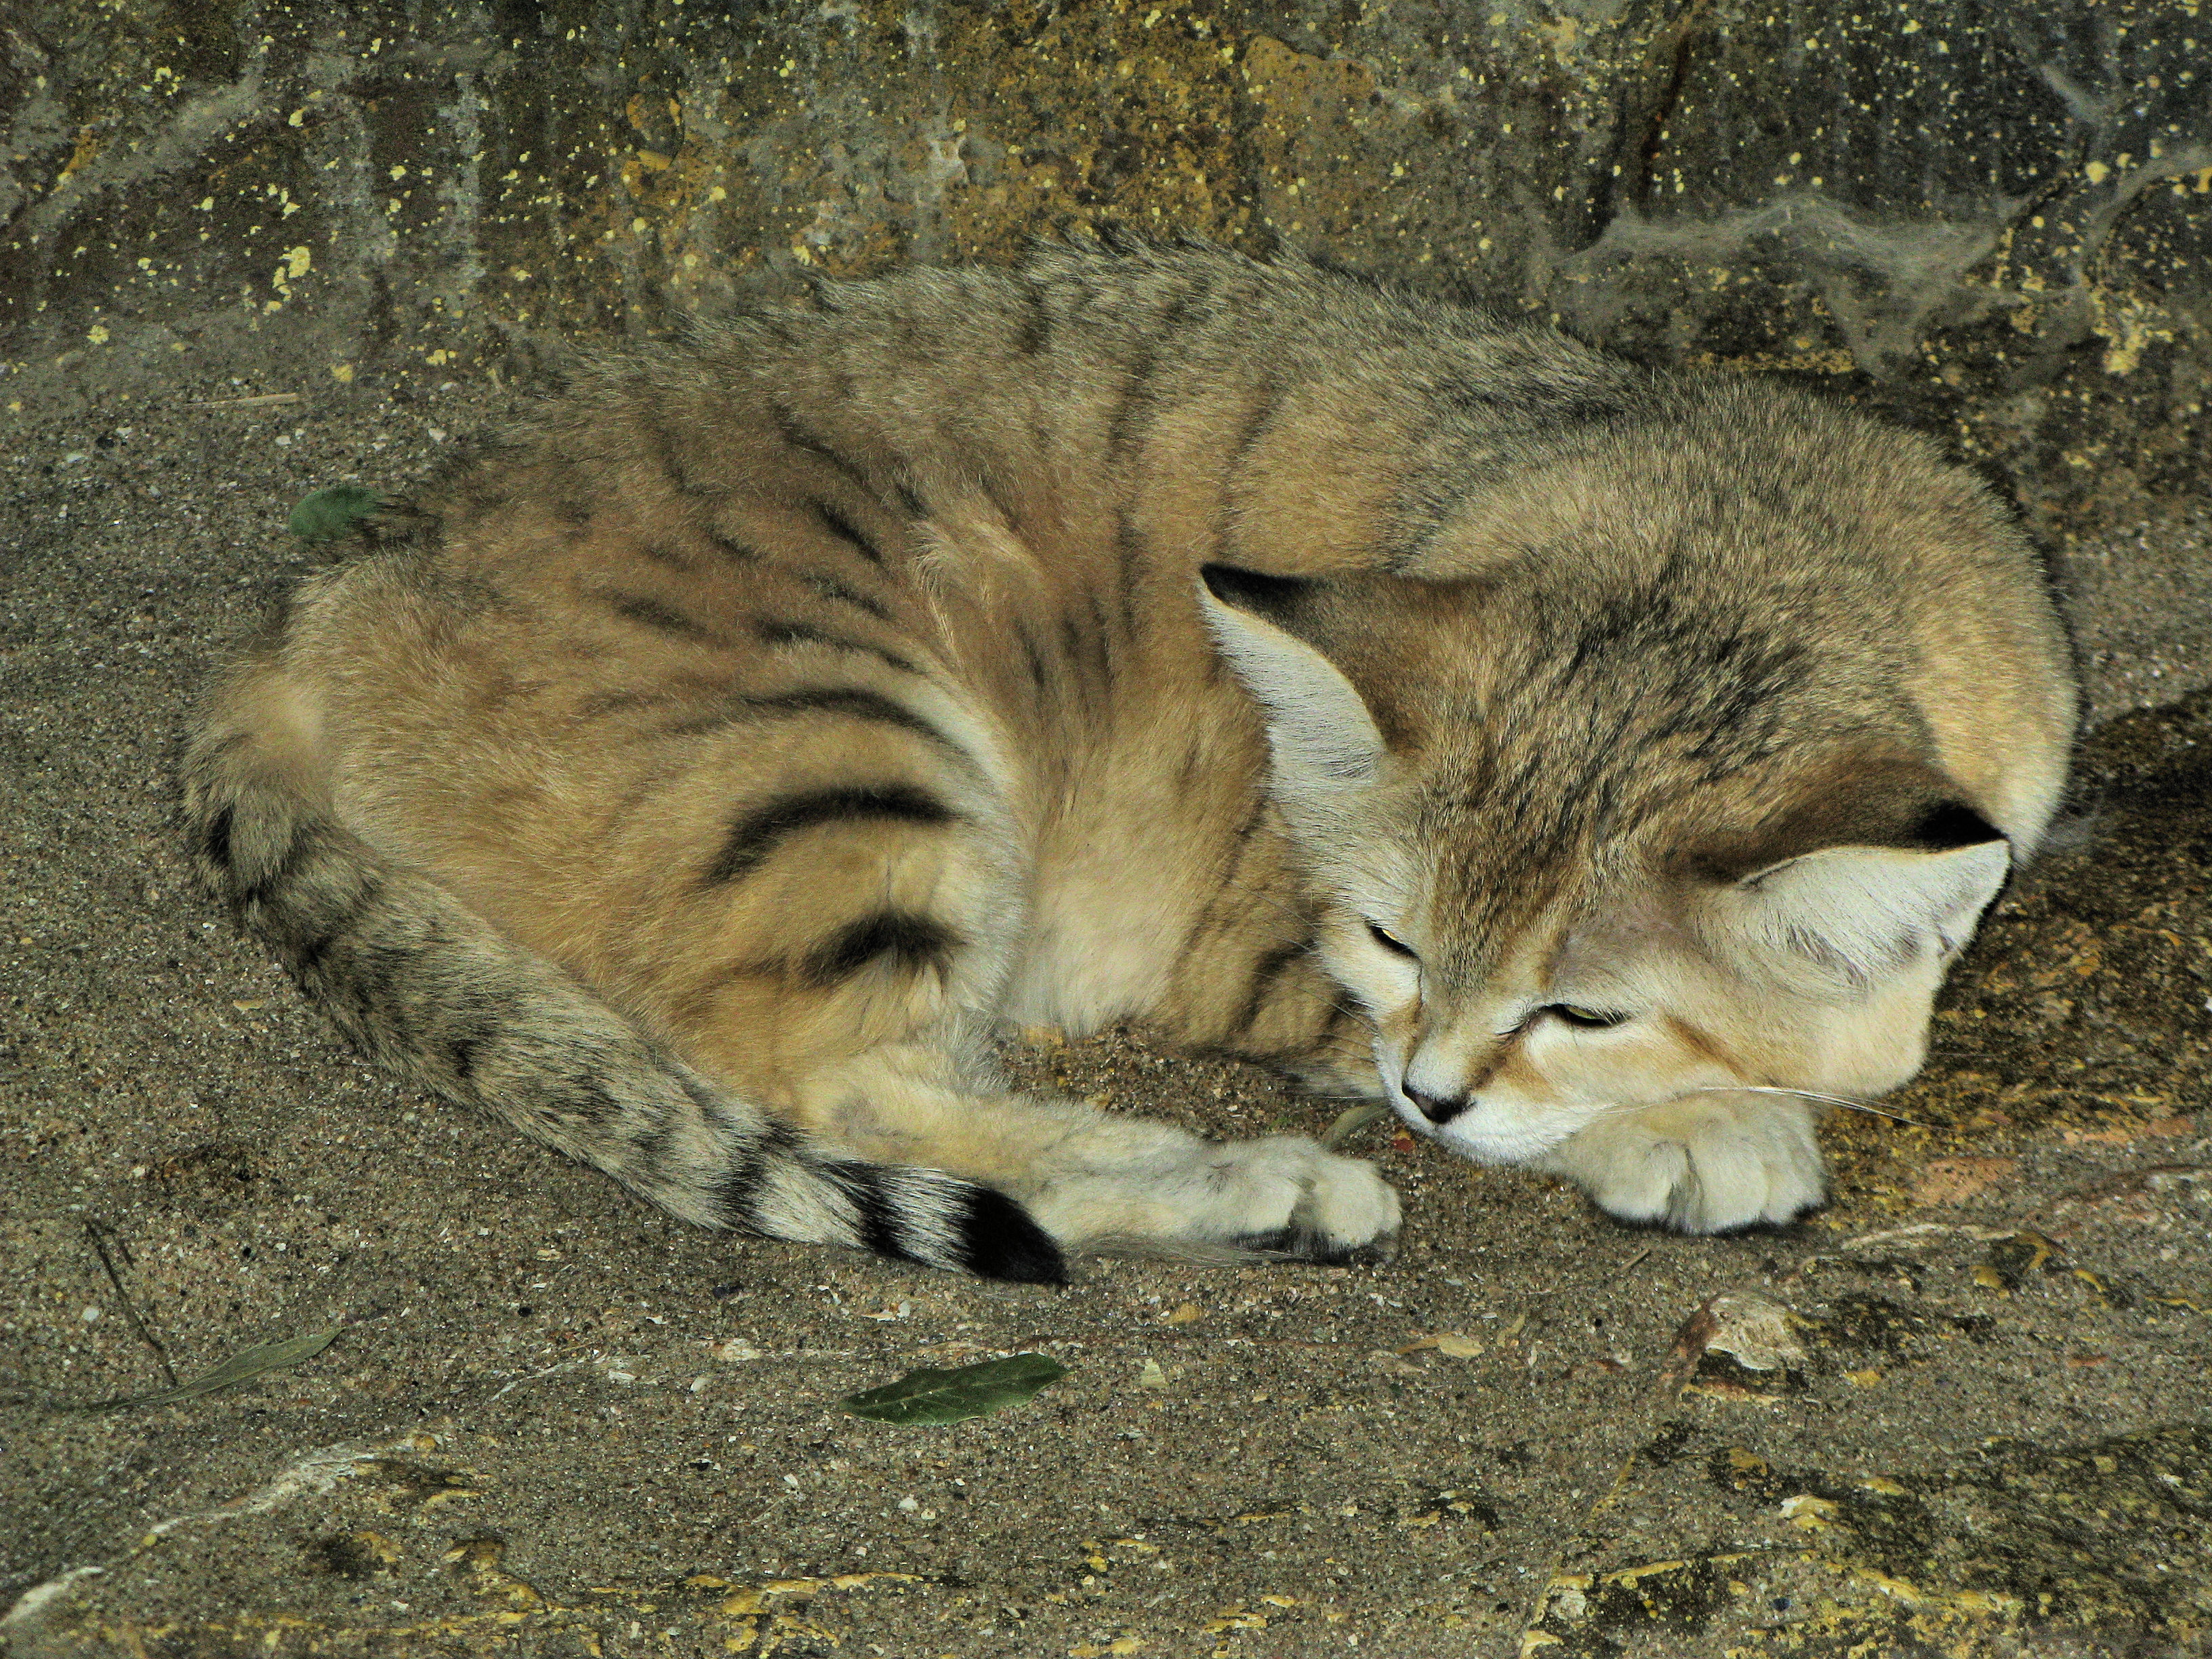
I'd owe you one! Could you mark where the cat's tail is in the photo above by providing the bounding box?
[180,635,1067,1285]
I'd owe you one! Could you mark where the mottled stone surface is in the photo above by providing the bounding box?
[5,1,2205,552]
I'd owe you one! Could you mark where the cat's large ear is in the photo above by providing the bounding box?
[1197,565,1385,788]
[1723,809,2010,987]
[1736,838,2011,983]
[1691,756,2013,987]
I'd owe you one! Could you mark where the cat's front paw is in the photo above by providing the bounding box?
[1214,1136,1401,1264]
[1533,1097,1825,1233]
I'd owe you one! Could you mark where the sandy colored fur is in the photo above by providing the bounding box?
[185,241,2075,1272]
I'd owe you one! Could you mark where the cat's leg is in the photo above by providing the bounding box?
[789,1043,1400,1261]
[1528,1094,1825,1233]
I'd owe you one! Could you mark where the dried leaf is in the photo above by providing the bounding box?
[83,1328,342,1412]
[1366,1349,1423,1376]
[1658,1292,1807,1394]
[1701,1293,1805,1371]
[1321,1103,1388,1149]
[840,1353,1067,1426]
[287,485,382,543]
[1137,1358,1168,1391]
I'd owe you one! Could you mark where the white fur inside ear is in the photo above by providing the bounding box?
[1734,838,2011,983]
[1199,591,1385,787]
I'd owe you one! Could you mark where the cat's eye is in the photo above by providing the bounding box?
[1544,1003,1628,1030]
[1364,920,1419,961]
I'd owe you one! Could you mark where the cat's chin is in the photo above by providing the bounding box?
[1391,1099,1597,1168]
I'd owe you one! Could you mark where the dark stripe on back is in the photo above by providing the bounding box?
[1015,281,1052,356]
[708,531,763,564]
[811,499,887,565]
[1085,590,1116,683]
[646,419,719,501]
[773,405,875,493]
[802,570,892,621]
[756,618,920,677]
[742,688,945,745]
[662,686,950,757]
[1105,283,1206,462]
[1166,798,1267,981]
[1015,621,1051,696]
[1218,382,1282,564]
[1112,512,1146,639]
[1059,614,1094,708]
[801,909,963,987]
[578,689,674,720]
[705,785,955,883]
[605,592,724,644]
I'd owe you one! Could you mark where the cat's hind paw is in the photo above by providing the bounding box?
[1534,1096,1826,1233]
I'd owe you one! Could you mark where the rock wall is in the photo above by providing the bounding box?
[5,0,2204,548]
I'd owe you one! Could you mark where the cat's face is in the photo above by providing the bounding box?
[1310,849,1983,1164]
[1199,562,2013,1166]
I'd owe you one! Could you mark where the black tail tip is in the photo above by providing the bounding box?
[955,1188,1069,1285]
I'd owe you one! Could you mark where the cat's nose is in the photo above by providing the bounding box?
[1401,1082,1467,1125]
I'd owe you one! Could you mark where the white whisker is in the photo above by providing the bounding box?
[1682,1084,1933,1129]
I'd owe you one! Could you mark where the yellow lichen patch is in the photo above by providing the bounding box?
[1695,346,1861,375]
[55,125,102,184]
[272,245,312,302]
[2091,289,2179,376]
[1200,1604,1269,1631]
[443,1536,544,1607]
[1780,1492,1845,1530]
[1600,1559,1690,1586]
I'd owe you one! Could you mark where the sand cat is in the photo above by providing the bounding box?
[184,241,2076,1283]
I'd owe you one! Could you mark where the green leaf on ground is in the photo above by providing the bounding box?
[287,485,383,542]
[840,1353,1067,1426]
[87,1328,342,1412]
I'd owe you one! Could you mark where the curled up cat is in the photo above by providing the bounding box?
[182,240,2076,1283]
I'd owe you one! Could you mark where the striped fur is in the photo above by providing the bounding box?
[184,241,2074,1271]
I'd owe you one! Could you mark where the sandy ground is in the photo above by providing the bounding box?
[1,375,2209,1658]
